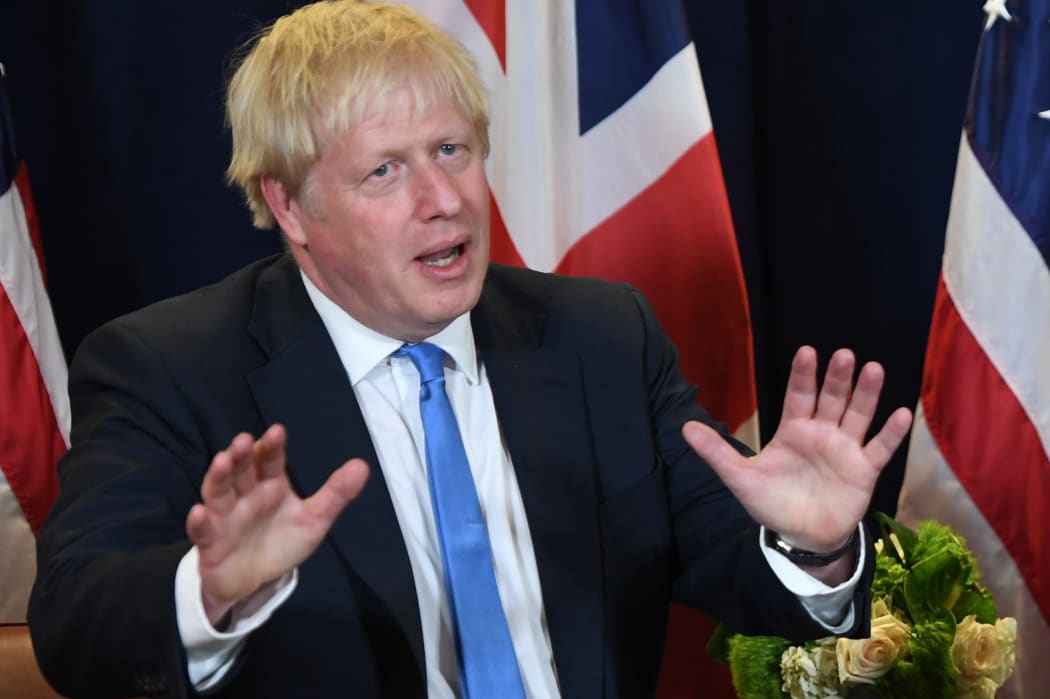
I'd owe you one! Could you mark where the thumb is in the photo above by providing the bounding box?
[682,421,748,491]
[305,458,371,524]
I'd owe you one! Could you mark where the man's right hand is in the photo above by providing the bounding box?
[185,424,370,626]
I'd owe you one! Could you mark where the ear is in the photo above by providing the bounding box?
[260,175,308,248]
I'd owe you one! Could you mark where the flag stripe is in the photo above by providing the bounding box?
[15,167,47,288]
[463,0,506,71]
[0,166,67,533]
[942,138,1050,488]
[487,191,525,268]
[480,1,582,273]
[919,275,1050,622]
[0,164,70,450]
[409,0,505,100]
[0,282,63,533]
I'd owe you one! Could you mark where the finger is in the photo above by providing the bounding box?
[862,406,913,468]
[254,424,288,481]
[780,346,819,421]
[229,432,259,495]
[201,450,237,513]
[813,348,856,424]
[681,421,751,495]
[186,503,216,548]
[839,361,885,440]
[305,458,371,525]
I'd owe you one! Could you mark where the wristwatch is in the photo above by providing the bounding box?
[765,527,859,567]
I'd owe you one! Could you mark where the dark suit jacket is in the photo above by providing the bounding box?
[29,255,873,698]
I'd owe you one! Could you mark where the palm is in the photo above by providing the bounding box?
[747,415,883,547]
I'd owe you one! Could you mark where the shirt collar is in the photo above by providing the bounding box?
[300,271,479,386]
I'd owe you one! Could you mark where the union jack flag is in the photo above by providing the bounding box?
[898,1,1050,697]
[405,2,757,696]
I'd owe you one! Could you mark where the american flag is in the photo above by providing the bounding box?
[0,68,69,622]
[405,2,757,696]
[896,1,1050,697]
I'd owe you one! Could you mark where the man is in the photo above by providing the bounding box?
[28,3,912,698]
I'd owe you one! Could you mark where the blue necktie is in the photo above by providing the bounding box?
[395,342,526,699]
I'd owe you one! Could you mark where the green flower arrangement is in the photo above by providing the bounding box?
[712,514,1017,699]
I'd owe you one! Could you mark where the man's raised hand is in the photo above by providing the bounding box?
[682,346,912,556]
[185,424,369,625]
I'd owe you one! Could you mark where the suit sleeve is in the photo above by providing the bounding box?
[28,319,206,699]
[628,287,874,641]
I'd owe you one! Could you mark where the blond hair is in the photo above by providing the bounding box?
[226,1,490,228]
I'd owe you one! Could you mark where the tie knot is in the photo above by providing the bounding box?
[395,342,447,383]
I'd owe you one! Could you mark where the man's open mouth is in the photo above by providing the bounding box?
[419,244,464,267]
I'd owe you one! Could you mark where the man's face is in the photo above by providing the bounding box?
[281,90,490,342]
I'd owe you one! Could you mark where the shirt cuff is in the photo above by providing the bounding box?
[175,546,298,690]
[759,525,866,635]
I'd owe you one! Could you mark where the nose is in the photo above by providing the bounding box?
[413,159,462,220]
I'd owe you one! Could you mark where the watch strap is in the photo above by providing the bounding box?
[765,527,859,567]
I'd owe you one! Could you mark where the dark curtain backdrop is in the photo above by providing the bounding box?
[0,1,984,517]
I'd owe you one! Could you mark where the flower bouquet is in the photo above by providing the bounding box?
[713,514,1017,699]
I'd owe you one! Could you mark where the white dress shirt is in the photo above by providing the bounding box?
[175,273,863,697]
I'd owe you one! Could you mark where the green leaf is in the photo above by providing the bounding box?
[952,589,998,624]
[706,622,733,664]
[876,512,919,565]
[905,550,965,621]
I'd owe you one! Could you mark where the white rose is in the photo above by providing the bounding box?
[952,615,1018,697]
[836,611,910,685]
[955,677,1000,699]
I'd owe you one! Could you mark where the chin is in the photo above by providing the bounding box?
[429,285,483,325]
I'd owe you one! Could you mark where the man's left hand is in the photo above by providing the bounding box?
[682,346,913,557]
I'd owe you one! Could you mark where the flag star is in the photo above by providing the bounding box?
[983,0,1012,30]
[1040,109,1050,120]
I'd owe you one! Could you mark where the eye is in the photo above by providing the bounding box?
[438,143,460,157]
[371,162,392,178]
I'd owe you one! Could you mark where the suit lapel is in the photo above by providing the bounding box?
[473,272,605,698]
[244,256,425,679]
